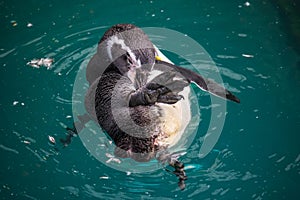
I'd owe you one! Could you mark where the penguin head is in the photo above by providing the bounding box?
[106,35,142,76]
[98,24,156,76]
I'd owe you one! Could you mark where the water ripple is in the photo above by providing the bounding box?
[25,146,46,163]
[18,26,105,78]
[64,26,108,39]
[22,35,46,47]
[218,67,247,82]
[285,153,300,172]
[187,184,210,198]
[214,188,230,196]
[60,185,80,196]
[0,144,19,154]
[22,194,38,200]
[55,96,73,105]
[53,46,95,75]
[0,48,15,58]
[83,184,116,199]
[216,55,238,59]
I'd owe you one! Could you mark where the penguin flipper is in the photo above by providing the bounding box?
[155,60,240,103]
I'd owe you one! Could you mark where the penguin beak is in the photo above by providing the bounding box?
[155,56,162,61]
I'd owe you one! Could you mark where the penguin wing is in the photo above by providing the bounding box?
[155,60,240,103]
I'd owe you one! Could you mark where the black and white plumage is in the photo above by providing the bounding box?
[62,24,240,190]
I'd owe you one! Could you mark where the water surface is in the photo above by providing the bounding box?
[0,0,299,199]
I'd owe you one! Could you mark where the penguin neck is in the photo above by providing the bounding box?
[133,68,149,89]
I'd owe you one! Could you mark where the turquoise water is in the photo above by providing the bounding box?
[1,0,300,199]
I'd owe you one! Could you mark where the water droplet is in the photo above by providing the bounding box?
[48,135,56,145]
[23,140,31,144]
[242,54,254,58]
[27,23,33,28]
[10,20,17,27]
[238,33,247,37]
[244,2,251,7]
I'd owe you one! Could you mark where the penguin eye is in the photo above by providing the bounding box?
[127,58,133,65]
[125,52,134,65]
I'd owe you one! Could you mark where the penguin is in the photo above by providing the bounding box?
[61,24,240,190]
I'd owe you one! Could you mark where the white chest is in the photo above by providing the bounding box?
[148,69,192,147]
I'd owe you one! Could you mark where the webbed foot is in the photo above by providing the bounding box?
[146,83,185,104]
[60,125,77,147]
[129,78,187,106]
[157,152,188,190]
[60,114,91,147]
[170,160,187,190]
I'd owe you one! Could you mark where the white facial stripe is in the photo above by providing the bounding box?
[106,35,138,64]
[136,59,141,68]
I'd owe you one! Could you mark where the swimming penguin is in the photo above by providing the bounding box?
[61,24,240,190]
